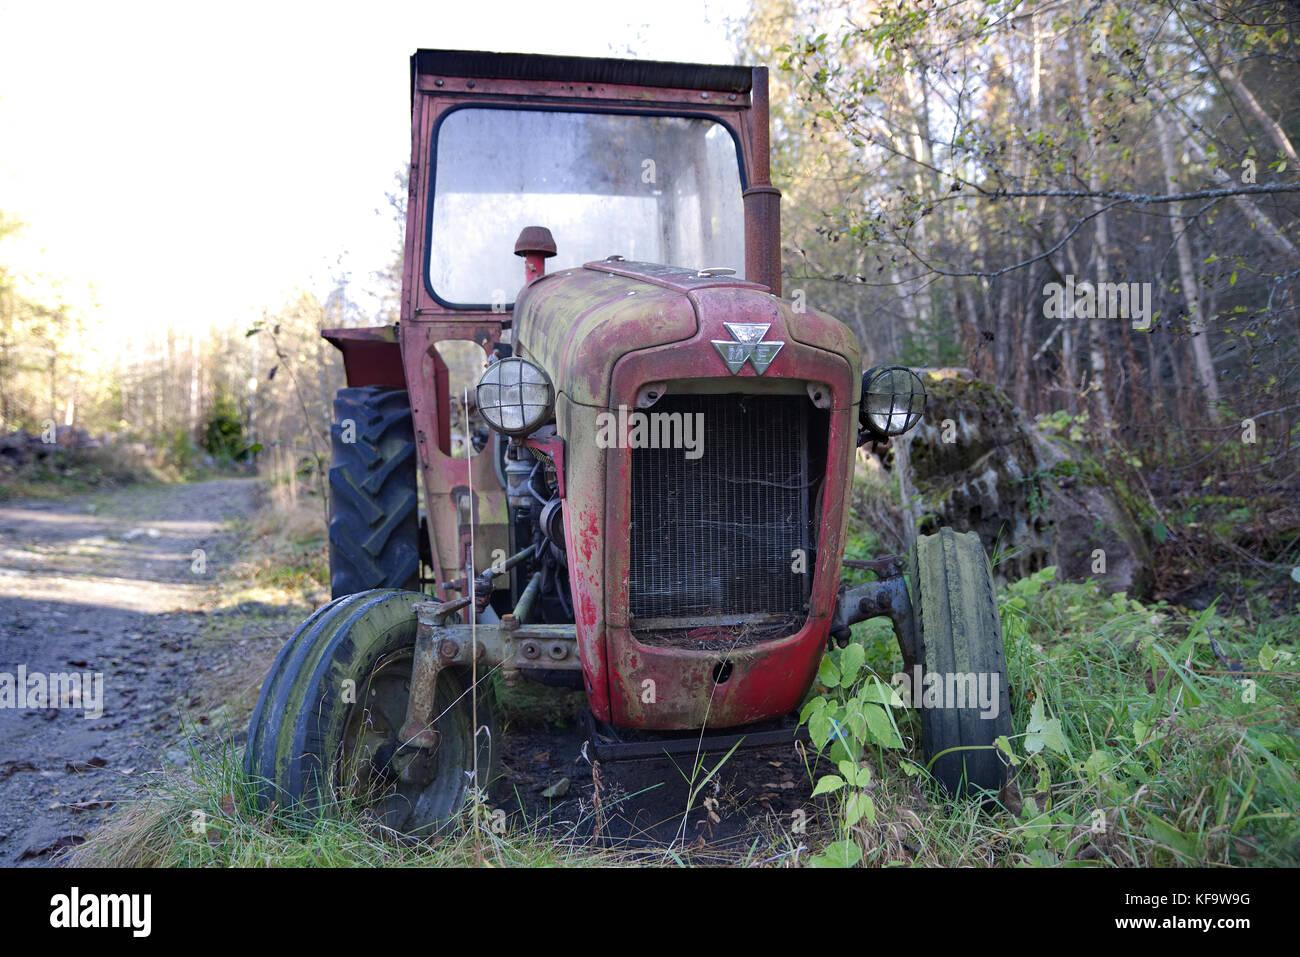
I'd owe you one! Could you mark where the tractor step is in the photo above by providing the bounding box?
[579,709,808,762]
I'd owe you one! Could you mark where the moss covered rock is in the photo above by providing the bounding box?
[892,370,1152,595]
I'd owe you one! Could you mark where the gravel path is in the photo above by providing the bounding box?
[0,478,259,864]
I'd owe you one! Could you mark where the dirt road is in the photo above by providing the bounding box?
[0,478,260,864]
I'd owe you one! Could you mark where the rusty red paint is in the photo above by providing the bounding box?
[398,319,510,596]
[597,280,857,730]
[515,225,557,286]
[323,327,406,388]
[519,261,858,729]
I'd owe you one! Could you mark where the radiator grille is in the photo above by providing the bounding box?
[629,394,813,624]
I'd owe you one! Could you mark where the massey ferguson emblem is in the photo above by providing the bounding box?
[711,322,784,374]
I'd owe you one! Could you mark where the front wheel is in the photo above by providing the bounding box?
[243,589,499,838]
[908,528,1012,797]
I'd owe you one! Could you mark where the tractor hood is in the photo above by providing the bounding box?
[511,260,863,730]
[512,261,861,407]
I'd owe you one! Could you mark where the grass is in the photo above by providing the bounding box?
[68,468,1299,868]
[66,734,625,867]
[806,569,1299,867]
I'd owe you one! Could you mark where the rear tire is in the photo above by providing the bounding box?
[243,589,499,838]
[908,527,1012,797]
[328,386,420,599]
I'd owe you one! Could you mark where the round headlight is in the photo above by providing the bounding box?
[475,357,554,436]
[861,365,926,437]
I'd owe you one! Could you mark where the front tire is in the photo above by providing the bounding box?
[908,528,1013,797]
[243,590,499,838]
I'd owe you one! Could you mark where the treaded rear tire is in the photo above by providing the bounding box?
[328,386,420,599]
[909,527,1013,797]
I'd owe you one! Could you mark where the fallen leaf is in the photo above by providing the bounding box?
[997,774,1023,816]
[540,777,570,799]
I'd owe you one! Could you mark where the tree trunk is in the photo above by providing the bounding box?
[1156,112,1222,419]
[1220,64,1298,165]
[1072,37,1114,429]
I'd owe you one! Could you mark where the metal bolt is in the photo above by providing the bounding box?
[522,641,541,660]
[438,638,460,660]
[547,642,568,660]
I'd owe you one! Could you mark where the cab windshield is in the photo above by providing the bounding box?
[428,108,746,306]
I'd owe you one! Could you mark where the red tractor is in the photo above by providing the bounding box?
[244,49,1012,836]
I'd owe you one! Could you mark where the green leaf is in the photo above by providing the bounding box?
[839,642,865,685]
[863,703,903,748]
[1083,749,1112,782]
[811,774,846,797]
[809,712,832,749]
[1022,848,1058,868]
[818,655,840,688]
[837,760,857,781]
[799,696,827,725]
[1133,720,1149,747]
[828,736,853,764]
[1025,698,1066,755]
[809,839,862,868]
[844,791,875,827]
[859,677,904,708]
[995,735,1020,766]
[1144,816,1193,858]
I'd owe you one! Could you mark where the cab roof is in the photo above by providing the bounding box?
[410,49,754,105]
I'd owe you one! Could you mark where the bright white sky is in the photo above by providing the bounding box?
[0,0,749,340]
